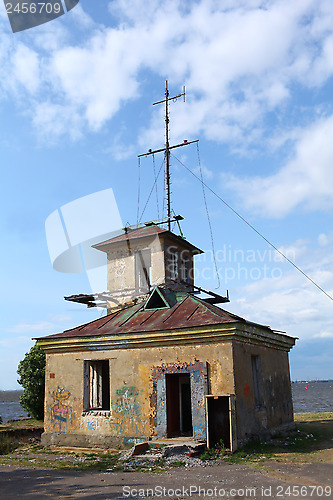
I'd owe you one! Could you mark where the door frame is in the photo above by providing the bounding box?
[205,394,237,452]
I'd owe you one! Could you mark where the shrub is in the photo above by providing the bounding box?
[17,344,45,421]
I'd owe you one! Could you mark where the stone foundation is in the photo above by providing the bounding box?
[41,432,148,450]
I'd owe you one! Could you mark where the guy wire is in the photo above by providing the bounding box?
[171,152,333,302]
[137,156,141,225]
[196,143,221,289]
[139,157,164,223]
[152,153,160,219]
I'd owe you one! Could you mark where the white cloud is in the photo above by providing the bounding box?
[0,336,35,348]
[32,101,82,141]
[8,314,74,335]
[314,331,333,338]
[318,233,329,246]
[1,0,333,146]
[9,321,58,334]
[12,44,40,94]
[224,115,333,217]
[224,234,333,341]
[70,4,97,31]
[193,164,214,180]
[275,239,309,263]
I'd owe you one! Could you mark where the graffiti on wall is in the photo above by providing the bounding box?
[104,386,148,436]
[48,387,77,434]
[86,419,100,431]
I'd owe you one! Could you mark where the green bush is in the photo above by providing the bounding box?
[17,344,45,421]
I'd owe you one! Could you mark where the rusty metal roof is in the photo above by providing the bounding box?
[93,225,203,254]
[37,291,248,341]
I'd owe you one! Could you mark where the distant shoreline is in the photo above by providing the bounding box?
[291,379,333,383]
[0,391,23,402]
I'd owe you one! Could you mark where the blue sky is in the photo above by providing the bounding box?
[1,0,333,389]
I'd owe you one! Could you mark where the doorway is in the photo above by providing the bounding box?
[206,396,231,449]
[166,373,193,437]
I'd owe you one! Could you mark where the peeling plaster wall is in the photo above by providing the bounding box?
[42,342,234,448]
[105,235,197,311]
[106,236,166,308]
[232,340,294,447]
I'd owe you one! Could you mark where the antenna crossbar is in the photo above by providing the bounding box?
[152,85,185,106]
[138,139,199,157]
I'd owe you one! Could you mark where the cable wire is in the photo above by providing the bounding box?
[196,143,221,289]
[137,157,141,225]
[139,158,165,223]
[152,153,160,219]
[171,152,333,302]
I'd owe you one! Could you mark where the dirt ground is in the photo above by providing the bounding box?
[0,413,332,499]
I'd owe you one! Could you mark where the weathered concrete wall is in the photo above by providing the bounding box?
[104,235,196,311]
[42,342,234,449]
[106,235,165,306]
[232,340,294,446]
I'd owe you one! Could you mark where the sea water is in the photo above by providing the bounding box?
[291,380,333,413]
[0,382,332,423]
[0,391,28,423]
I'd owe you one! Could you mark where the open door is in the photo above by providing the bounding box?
[206,395,237,452]
[166,373,193,437]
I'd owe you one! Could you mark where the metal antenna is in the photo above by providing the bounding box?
[139,80,198,231]
[165,80,171,231]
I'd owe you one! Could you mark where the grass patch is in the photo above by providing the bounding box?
[0,434,20,455]
[77,452,121,472]
[294,412,333,422]
[0,419,43,430]
[199,412,333,465]
[222,412,333,465]
[168,460,186,467]
[201,439,227,460]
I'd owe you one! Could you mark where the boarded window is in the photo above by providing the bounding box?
[84,360,110,410]
[180,256,190,283]
[135,249,152,292]
[169,250,178,280]
[251,355,264,407]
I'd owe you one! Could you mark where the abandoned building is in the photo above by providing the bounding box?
[37,222,296,451]
[37,82,296,451]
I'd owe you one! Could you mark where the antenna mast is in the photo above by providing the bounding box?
[139,80,198,231]
[165,80,171,231]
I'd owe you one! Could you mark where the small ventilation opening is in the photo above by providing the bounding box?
[145,288,169,310]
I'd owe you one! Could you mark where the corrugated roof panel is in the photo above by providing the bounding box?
[38,292,242,341]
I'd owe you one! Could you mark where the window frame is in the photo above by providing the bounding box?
[83,360,110,412]
[251,355,264,408]
[169,249,178,281]
[135,249,152,292]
